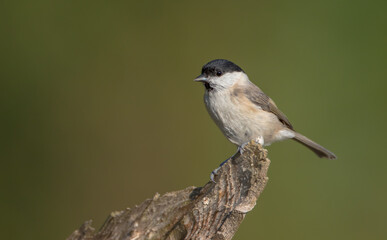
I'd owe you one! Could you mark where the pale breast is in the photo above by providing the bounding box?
[204,88,287,146]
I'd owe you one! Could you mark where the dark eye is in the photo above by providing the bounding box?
[216,71,222,76]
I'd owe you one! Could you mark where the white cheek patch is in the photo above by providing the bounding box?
[211,72,246,89]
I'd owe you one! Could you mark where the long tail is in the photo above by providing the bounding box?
[292,132,337,159]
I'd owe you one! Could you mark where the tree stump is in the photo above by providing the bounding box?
[67,141,270,240]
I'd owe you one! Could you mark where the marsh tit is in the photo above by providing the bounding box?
[195,59,336,159]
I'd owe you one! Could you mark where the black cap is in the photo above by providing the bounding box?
[201,59,244,77]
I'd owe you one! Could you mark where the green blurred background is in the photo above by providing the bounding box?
[1,0,386,239]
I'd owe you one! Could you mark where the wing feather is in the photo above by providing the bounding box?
[244,83,294,130]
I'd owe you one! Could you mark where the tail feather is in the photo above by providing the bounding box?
[293,132,337,159]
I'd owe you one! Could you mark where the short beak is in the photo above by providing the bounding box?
[194,74,208,83]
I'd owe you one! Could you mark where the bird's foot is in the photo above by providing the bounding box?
[254,136,264,146]
[238,136,264,155]
[210,166,221,183]
[238,142,248,154]
[210,155,235,182]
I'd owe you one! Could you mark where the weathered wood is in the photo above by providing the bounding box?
[66,141,270,240]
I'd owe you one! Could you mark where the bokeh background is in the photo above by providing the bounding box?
[1,0,386,239]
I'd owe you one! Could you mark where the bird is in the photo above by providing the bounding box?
[194,59,336,160]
